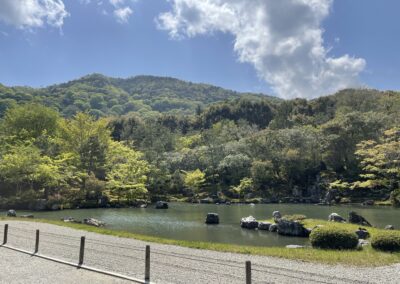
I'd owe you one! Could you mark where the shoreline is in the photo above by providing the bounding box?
[1,217,399,267]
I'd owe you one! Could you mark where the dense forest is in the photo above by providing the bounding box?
[0,74,399,210]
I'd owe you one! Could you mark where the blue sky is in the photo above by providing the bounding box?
[0,0,399,98]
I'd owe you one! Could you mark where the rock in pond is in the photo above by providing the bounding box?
[385,225,395,230]
[362,200,375,206]
[328,213,346,223]
[6,210,16,217]
[21,214,34,218]
[269,224,278,232]
[240,216,259,229]
[277,219,310,237]
[205,213,219,224]
[272,211,282,222]
[355,228,370,239]
[358,239,370,247]
[258,222,272,230]
[83,218,105,227]
[155,201,169,209]
[348,211,372,227]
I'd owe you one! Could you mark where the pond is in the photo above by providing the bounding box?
[12,203,400,247]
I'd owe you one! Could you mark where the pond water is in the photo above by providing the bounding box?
[13,203,400,247]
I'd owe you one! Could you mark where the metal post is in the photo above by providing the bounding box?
[79,236,85,266]
[34,230,40,253]
[3,224,8,245]
[246,261,251,284]
[145,245,150,282]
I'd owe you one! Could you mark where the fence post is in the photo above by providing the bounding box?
[79,236,86,266]
[246,261,251,284]
[3,224,8,245]
[34,230,40,253]
[145,245,150,282]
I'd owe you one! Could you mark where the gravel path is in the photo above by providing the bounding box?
[0,220,399,284]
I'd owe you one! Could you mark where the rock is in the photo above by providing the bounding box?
[140,204,148,208]
[6,210,16,217]
[272,211,282,222]
[269,224,278,232]
[155,201,168,209]
[328,213,346,223]
[200,198,213,204]
[355,228,370,239]
[324,189,338,204]
[358,239,370,247]
[30,199,47,211]
[258,222,272,230]
[348,211,372,227]
[205,213,219,224]
[277,219,310,237]
[21,214,34,218]
[385,225,395,230]
[83,218,105,227]
[61,217,81,223]
[240,216,259,229]
[362,200,375,206]
[286,245,305,249]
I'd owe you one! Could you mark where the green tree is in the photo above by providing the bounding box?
[183,169,206,194]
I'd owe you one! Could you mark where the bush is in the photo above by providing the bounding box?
[371,231,400,252]
[310,226,359,250]
[390,188,400,207]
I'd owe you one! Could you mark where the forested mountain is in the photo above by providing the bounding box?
[0,74,399,210]
[0,74,277,118]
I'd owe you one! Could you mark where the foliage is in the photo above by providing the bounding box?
[371,231,400,252]
[310,226,359,250]
[183,169,206,193]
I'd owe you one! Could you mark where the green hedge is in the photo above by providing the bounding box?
[310,226,359,250]
[371,231,400,252]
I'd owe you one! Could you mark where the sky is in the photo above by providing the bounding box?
[0,0,399,99]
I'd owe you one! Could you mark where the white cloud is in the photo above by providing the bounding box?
[114,6,133,24]
[110,0,125,7]
[0,0,69,29]
[157,0,366,99]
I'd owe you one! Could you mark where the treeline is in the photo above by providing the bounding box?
[0,87,399,209]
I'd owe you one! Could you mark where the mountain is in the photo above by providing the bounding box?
[0,74,278,117]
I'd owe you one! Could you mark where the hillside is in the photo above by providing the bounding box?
[0,74,278,117]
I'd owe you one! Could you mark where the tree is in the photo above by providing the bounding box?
[231,177,254,199]
[106,141,149,202]
[183,169,205,194]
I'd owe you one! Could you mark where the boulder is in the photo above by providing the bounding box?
[140,204,148,208]
[200,198,213,204]
[269,224,278,232]
[277,219,310,237]
[258,222,272,230]
[358,239,370,247]
[355,228,370,239]
[83,218,105,227]
[205,213,219,224]
[61,217,81,224]
[286,245,305,249]
[348,211,372,227]
[21,214,34,218]
[240,216,259,229]
[362,200,375,206]
[385,225,395,230]
[6,210,16,217]
[272,211,282,222]
[328,213,346,223]
[155,201,168,209]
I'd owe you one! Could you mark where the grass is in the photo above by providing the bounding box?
[1,216,399,267]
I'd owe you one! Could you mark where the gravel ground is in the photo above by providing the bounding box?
[0,220,399,284]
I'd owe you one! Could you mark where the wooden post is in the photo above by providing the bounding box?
[79,236,85,266]
[3,224,8,245]
[34,230,40,253]
[145,245,150,282]
[246,261,251,284]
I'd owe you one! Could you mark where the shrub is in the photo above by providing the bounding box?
[371,231,400,252]
[390,188,400,207]
[310,226,359,250]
